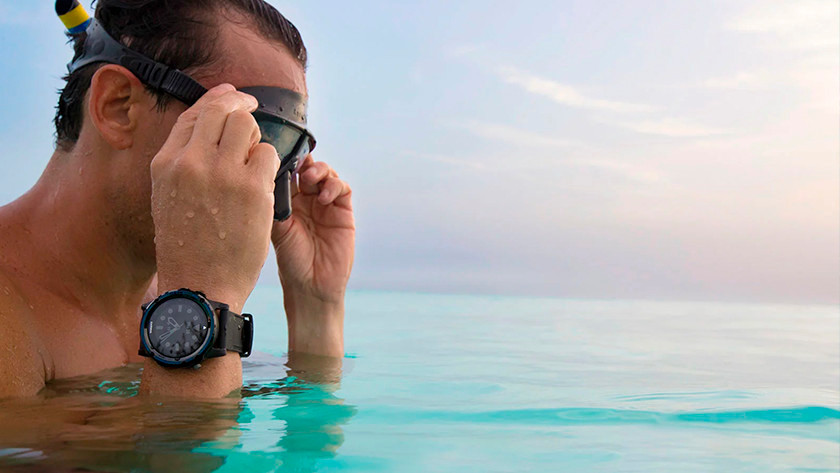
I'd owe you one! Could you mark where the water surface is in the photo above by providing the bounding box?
[0,289,837,472]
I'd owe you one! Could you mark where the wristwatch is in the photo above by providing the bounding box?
[139,288,253,368]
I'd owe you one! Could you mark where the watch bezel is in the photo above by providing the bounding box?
[140,289,217,367]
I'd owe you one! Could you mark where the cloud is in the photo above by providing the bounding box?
[444,120,575,148]
[704,1,839,113]
[488,63,732,141]
[496,66,654,113]
[701,70,781,90]
[698,65,838,114]
[562,157,665,184]
[612,118,727,138]
[726,0,840,51]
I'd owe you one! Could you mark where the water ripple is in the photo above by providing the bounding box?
[362,405,840,426]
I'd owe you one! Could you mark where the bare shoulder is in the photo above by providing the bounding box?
[0,266,47,397]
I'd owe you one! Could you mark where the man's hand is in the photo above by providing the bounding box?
[271,156,355,357]
[142,83,280,397]
[150,84,279,312]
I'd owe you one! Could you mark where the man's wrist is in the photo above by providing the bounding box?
[156,276,247,314]
[283,287,345,358]
[139,279,247,397]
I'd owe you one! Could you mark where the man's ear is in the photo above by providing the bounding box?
[88,65,149,150]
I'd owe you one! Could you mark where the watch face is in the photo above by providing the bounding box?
[144,296,212,361]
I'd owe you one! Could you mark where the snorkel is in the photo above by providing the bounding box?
[55,0,315,221]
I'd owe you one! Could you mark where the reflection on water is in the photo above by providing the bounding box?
[0,352,356,473]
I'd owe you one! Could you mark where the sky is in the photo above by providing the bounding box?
[0,1,837,304]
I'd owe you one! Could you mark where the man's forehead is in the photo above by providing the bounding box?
[204,19,307,96]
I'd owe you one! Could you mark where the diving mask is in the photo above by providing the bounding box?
[66,18,315,221]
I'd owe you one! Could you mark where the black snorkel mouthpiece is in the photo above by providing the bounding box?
[56,3,316,222]
[273,173,294,221]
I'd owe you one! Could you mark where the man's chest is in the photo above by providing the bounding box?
[32,302,143,380]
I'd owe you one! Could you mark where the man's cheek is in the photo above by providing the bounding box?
[146,106,186,158]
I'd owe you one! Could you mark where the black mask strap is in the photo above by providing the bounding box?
[68,19,207,105]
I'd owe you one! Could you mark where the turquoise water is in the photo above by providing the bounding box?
[0,289,837,472]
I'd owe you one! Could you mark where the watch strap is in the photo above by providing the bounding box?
[217,308,254,357]
[208,301,253,358]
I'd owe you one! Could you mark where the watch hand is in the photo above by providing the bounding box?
[159,327,178,342]
[168,317,178,327]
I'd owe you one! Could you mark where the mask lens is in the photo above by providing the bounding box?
[256,117,304,159]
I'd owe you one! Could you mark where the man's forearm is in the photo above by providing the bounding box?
[284,291,344,358]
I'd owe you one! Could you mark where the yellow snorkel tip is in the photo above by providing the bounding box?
[55,0,91,34]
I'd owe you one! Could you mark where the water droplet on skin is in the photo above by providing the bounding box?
[170,189,177,198]
[210,208,219,215]
[28,304,34,310]
[178,240,184,247]
[2,287,9,296]
[186,211,195,218]
[78,167,83,176]
[218,231,226,240]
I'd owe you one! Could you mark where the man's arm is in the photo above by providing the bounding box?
[141,83,355,396]
[283,291,345,357]
[271,156,355,358]
[140,84,278,398]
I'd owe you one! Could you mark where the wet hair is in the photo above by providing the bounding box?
[54,0,307,150]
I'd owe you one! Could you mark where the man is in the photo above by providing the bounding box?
[0,0,354,398]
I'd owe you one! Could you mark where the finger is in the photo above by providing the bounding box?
[299,161,333,195]
[334,186,353,210]
[219,110,261,164]
[158,84,234,152]
[295,154,315,176]
[317,177,351,205]
[247,143,282,190]
[190,89,258,148]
